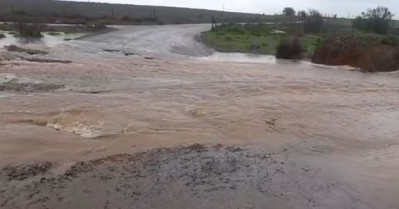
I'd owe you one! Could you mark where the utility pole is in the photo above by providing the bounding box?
[153,10,157,21]
[212,15,214,30]
[11,0,15,14]
[221,2,225,25]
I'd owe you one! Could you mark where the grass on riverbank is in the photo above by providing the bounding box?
[202,24,319,56]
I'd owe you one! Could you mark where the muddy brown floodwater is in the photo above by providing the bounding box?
[1,25,399,209]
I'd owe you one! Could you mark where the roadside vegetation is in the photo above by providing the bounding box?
[276,37,304,60]
[202,24,280,54]
[312,35,399,72]
[202,23,319,56]
[202,6,399,72]
[312,7,398,72]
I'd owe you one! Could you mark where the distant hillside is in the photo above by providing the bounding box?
[0,0,274,24]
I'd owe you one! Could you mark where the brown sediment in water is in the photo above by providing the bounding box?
[0,48,398,208]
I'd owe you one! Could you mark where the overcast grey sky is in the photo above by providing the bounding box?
[68,0,398,18]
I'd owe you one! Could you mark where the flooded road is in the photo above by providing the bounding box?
[0,24,399,209]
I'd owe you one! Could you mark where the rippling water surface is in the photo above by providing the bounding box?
[0,24,399,208]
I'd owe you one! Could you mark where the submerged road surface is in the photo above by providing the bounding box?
[77,24,214,57]
[0,24,399,209]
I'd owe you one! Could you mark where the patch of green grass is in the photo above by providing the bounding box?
[302,36,320,56]
[203,24,320,56]
[203,22,399,58]
[203,24,282,55]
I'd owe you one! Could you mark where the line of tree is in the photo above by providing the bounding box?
[283,7,296,22]
[353,7,395,34]
[282,6,395,35]
[282,7,324,33]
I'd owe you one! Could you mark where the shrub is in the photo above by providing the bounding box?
[312,36,362,66]
[312,35,399,72]
[0,34,5,39]
[276,36,304,60]
[17,23,43,38]
[381,36,398,46]
[358,46,399,72]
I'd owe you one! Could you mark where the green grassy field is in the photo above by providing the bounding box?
[202,17,399,57]
[202,24,320,56]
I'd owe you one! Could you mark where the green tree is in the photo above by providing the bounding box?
[283,7,296,22]
[304,9,323,33]
[353,7,394,34]
[283,7,296,16]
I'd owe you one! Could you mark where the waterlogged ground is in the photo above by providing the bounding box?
[0,24,399,209]
[0,32,84,48]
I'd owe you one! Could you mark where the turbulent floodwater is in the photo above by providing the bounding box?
[0,24,399,209]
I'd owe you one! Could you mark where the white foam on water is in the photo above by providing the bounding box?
[46,111,106,139]
[198,52,276,63]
